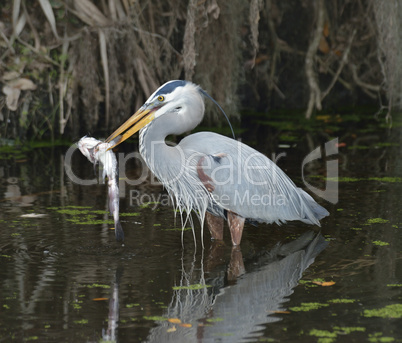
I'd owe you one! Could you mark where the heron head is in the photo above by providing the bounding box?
[105,80,204,149]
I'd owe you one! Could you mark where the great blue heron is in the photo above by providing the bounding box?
[105,80,329,245]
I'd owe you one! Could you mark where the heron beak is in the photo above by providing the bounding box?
[104,106,155,149]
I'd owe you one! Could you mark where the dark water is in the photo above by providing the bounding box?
[1,112,402,342]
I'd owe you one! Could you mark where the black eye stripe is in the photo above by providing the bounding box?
[154,80,187,97]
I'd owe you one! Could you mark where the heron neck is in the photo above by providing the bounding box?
[138,103,204,176]
[139,120,182,179]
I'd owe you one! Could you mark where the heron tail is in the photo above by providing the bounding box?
[297,188,329,226]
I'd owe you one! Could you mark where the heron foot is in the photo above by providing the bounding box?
[228,211,245,246]
[205,212,224,240]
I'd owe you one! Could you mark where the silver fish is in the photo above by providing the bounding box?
[77,136,124,241]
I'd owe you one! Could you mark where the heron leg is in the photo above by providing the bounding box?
[227,211,245,246]
[205,212,224,240]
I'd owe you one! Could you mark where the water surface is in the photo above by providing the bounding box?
[0,112,402,342]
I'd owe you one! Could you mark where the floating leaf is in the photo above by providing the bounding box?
[168,318,181,324]
[92,298,108,301]
[179,323,192,328]
[167,326,176,333]
[336,142,347,148]
[312,281,336,287]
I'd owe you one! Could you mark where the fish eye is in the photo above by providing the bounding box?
[157,95,165,102]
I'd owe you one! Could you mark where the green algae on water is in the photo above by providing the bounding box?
[26,336,39,341]
[54,209,90,215]
[72,303,82,310]
[328,299,356,304]
[140,202,160,209]
[347,145,370,150]
[74,319,88,325]
[120,212,140,216]
[172,283,212,291]
[65,205,92,209]
[368,332,395,342]
[312,176,402,183]
[82,283,111,289]
[333,327,365,334]
[67,218,114,225]
[309,329,337,339]
[163,227,192,232]
[126,303,140,308]
[48,206,118,225]
[363,304,402,319]
[143,316,167,321]
[372,240,390,246]
[206,317,224,323]
[375,142,399,147]
[289,302,329,312]
[308,327,366,343]
[367,218,389,224]
[321,176,361,182]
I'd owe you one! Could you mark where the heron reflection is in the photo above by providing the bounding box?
[145,231,328,342]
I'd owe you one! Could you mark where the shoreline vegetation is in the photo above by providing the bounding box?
[0,0,401,142]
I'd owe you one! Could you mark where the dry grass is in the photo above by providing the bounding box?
[0,0,400,141]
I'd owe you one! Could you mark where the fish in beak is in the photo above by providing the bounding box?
[105,106,156,150]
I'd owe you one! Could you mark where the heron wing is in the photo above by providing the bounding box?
[180,132,328,225]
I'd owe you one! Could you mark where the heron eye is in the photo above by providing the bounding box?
[157,95,165,102]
